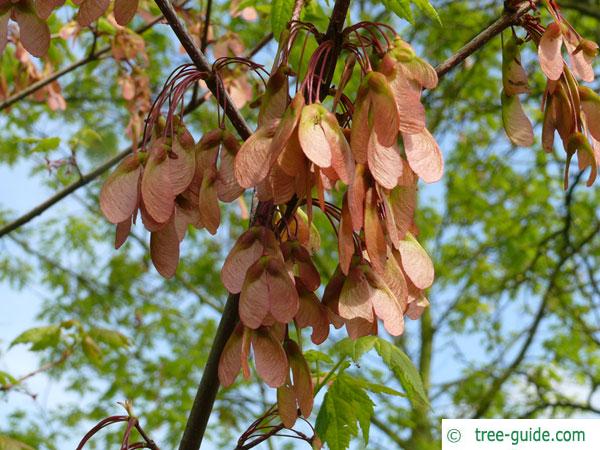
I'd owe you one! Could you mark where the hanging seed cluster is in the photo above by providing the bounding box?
[502,2,600,188]
[100,21,440,426]
[95,2,600,430]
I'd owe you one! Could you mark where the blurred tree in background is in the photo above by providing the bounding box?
[0,0,599,449]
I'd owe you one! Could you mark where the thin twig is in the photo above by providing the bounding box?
[200,0,213,52]
[177,293,240,450]
[473,220,600,418]
[154,0,252,140]
[435,1,534,78]
[0,148,133,238]
[318,0,351,99]
[291,0,305,22]
[0,350,72,392]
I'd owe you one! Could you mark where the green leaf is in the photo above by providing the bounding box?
[0,435,35,450]
[304,349,334,365]
[10,325,61,351]
[378,0,441,25]
[88,328,130,349]
[315,371,375,450]
[333,335,377,361]
[411,0,442,25]
[82,335,103,365]
[271,0,294,41]
[374,338,429,408]
[354,378,406,397]
[0,370,16,386]
[334,336,429,407]
[24,137,60,153]
[382,0,414,24]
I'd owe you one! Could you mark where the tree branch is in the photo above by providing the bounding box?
[292,0,305,22]
[0,349,72,392]
[140,3,275,450]
[178,293,240,450]
[371,416,407,449]
[318,0,351,99]
[435,1,534,78]
[200,0,213,52]
[154,0,253,140]
[0,148,130,238]
[176,0,351,447]
[520,401,600,418]
[0,94,205,239]
[473,221,600,418]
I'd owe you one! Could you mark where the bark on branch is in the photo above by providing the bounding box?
[435,1,534,78]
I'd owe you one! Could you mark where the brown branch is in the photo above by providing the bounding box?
[318,0,351,99]
[291,0,305,22]
[435,1,535,78]
[154,0,252,140]
[176,0,344,448]
[200,0,213,52]
[178,293,240,450]
[0,148,132,238]
[141,3,274,450]
[473,221,600,418]
[0,350,72,392]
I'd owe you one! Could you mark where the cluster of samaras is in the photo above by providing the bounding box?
[97,0,600,428]
[502,1,600,188]
[99,22,440,424]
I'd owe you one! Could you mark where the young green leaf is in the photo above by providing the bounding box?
[0,370,16,386]
[334,335,378,361]
[10,325,61,351]
[334,336,429,407]
[88,328,130,349]
[303,349,334,365]
[0,435,35,450]
[381,0,413,24]
[82,335,103,366]
[374,338,429,407]
[411,0,442,25]
[315,371,375,450]
[271,0,295,40]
